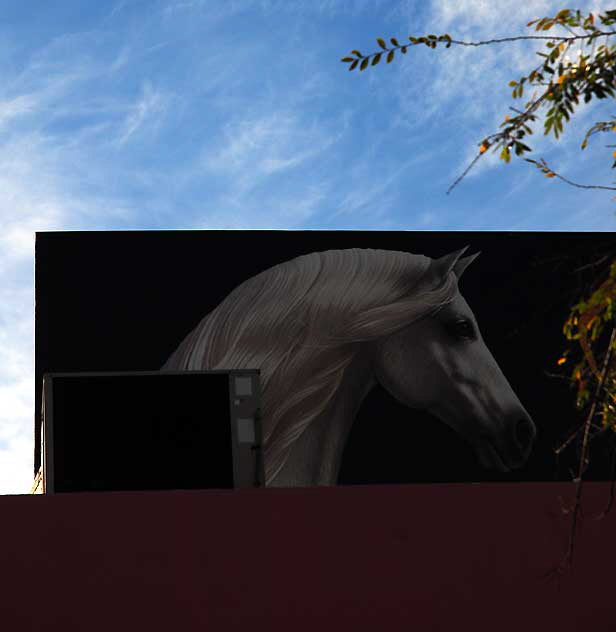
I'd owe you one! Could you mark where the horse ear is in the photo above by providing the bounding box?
[431,246,469,279]
[453,251,480,279]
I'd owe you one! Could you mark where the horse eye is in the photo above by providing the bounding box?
[445,318,476,341]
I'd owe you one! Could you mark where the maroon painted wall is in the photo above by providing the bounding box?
[1,483,615,631]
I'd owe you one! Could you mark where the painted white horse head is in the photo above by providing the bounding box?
[163,247,535,486]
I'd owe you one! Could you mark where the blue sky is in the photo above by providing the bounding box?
[1,0,615,493]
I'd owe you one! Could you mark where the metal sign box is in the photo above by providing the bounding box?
[41,370,263,493]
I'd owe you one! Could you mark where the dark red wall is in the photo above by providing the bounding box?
[2,483,615,631]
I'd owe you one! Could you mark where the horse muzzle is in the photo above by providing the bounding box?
[477,415,536,472]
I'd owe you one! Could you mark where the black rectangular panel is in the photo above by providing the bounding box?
[43,371,260,492]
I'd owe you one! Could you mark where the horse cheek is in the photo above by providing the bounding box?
[373,334,425,410]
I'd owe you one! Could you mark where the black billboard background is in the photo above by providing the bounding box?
[35,230,616,484]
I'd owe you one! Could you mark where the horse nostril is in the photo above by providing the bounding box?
[514,417,535,453]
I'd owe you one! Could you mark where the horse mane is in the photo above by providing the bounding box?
[162,248,458,484]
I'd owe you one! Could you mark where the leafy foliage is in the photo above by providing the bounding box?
[342,8,616,188]
[561,259,616,434]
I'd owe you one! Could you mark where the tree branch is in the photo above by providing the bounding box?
[446,153,483,195]
[551,324,616,575]
[526,158,616,191]
[447,31,616,47]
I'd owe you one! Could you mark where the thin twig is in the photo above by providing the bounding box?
[563,325,616,569]
[538,163,616,191]
[446,153,483,195]
[554,426,582,455]
[435,32,616,48]
[544,371,573,380]
[573,254,612,272]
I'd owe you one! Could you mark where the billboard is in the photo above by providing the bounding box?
[35,230,616,487]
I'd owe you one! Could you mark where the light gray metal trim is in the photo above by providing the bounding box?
[227,371,263,488]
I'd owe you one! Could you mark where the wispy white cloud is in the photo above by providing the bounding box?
[0,94,38,129]
[113,82,170,146]
[161,0,247,21]
[430,0,554,32]
[333,143,443,221]
[197,180,330,229]
[203,111,338,189]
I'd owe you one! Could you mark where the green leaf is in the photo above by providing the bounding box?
[360,57,369,71]
[371,53,382,66]
[377,38,388,50]
[341,57,355,62]
[387,50,395,63]
[390,37,399,46]
[351,50,362,57]
[349,59,359,71]
[401,46,407,54]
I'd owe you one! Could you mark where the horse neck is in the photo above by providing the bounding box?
[270,351,376,487]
